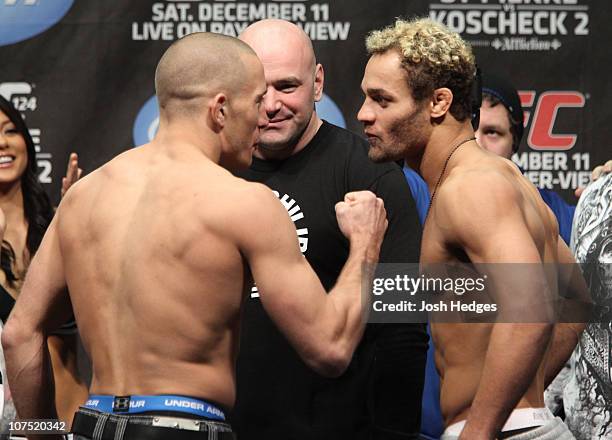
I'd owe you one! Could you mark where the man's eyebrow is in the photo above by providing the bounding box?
[480,123,504,130]
[273,76,302,86]
[366,87,388,95]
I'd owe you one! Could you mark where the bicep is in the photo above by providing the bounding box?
[442,185,552,318]
[461,218,542,263]
[237,187,326,332]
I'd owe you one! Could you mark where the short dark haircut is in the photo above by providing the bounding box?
[482,92,522,153]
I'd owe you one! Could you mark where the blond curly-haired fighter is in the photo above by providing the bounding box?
[358,18,585,440]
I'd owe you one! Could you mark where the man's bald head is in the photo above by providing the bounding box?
[238,20,323,157]
[155,32,258,117]
[240,19,316,74]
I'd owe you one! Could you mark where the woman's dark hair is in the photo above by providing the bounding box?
[0,95,54,286]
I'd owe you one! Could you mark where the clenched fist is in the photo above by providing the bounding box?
[335,191,388,261]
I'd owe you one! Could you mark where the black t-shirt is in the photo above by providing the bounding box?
[232,121,427,440]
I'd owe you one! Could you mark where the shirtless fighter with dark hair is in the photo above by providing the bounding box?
[1,32,387,440]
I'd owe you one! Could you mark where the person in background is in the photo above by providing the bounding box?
[0,95,86,435]
[235,19,427,440]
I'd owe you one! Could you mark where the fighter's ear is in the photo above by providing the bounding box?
[313,63,324,102]
[430,88,453,118]
[210,93,227,131]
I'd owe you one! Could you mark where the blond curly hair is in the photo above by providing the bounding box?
[366,18,476,121]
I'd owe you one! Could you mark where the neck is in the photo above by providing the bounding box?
[153,119,221,164]
[414,121,475,193]
[255,113,323,161]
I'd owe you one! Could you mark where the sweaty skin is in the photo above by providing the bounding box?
[1,33,387,440]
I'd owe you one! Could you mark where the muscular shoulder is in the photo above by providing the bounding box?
[433,158,551,262]
[435,164,523,237]
[228,177,280,210]
[218,177,293,252]
[445,164,518,205]
[57,167,101,213]
[214,176,286,227]
[60,148,139,203]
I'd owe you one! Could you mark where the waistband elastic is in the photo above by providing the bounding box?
[444,407,554,436]
[83,395,226,420]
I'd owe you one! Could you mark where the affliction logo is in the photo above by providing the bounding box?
[519,90,586,150]
[429,0,589,51]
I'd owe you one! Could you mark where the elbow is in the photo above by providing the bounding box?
[2,318,35,355]
[306,342,352,378]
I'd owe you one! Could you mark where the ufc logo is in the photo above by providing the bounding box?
[519,91,586,151]
[0,82,32,101]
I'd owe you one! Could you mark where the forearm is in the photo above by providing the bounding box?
[326,241,378,356]
[3,330,59,424]
[544,323,583,387]
[259,240,378,376]
[296,239,378,377]
[460,323,553,439]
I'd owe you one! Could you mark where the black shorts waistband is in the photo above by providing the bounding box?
[72,408,235,440]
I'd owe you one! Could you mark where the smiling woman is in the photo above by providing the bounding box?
[0,96,54,296]
[0,95,87,434]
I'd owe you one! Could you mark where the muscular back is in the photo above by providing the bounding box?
[421,146,561,425]
[57,145,251,409]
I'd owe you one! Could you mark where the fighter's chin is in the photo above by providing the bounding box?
[367,144,400,164]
